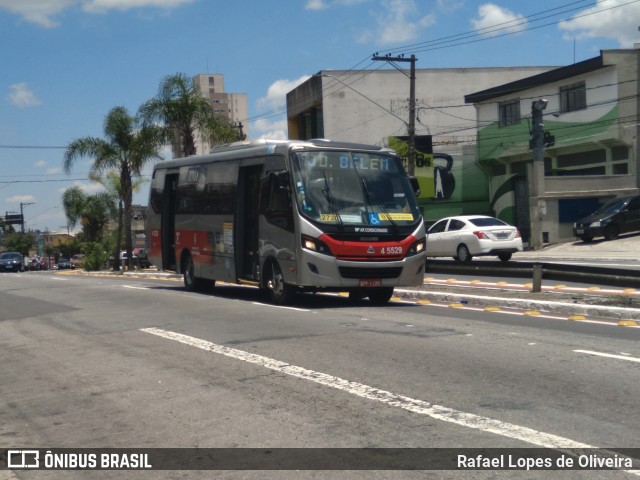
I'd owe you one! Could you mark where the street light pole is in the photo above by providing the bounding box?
[529,99,548,250]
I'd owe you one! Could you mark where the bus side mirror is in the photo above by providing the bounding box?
[409,176,420,197]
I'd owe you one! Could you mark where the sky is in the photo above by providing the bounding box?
[1,0,639,233]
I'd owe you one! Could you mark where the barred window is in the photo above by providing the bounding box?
[499,99,521,127]
[559,81,586,113]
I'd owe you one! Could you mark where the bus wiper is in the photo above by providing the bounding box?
[361,177,398,232]
[321,170,344,231]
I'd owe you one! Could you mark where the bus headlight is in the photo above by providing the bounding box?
[406,238,426,256]
[302,235,333,256]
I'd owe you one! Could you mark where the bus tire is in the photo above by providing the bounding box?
[183,252,214,292]
[368,287,394,305]
[265,259,295,304]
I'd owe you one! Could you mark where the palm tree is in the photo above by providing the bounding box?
[139,72,241,157]
[89,170,147,270]
[63,106,162,270]
[61,187,116,243]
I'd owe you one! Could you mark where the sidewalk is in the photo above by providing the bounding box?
[513,232,640,262]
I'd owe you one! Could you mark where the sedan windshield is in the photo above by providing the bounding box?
[291,150,420,227]
[0,253,21,260]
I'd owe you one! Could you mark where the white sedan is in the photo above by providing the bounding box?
[425,215,523,262]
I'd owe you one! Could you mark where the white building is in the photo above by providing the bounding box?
[466,47,640,245]
[287,67,556,223]
[191,74,248,155]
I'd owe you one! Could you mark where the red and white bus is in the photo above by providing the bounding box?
[147,139,426,304]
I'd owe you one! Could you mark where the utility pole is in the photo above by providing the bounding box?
[20,202,34,234]
[529,99,548,250]
[371,53,417,175]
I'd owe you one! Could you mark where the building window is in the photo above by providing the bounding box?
[208,77,215,85]
[612,146,629,161]
[498,100,520,127]
[559,81,586,113]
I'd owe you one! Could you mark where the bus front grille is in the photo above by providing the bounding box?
[339,267,403,279]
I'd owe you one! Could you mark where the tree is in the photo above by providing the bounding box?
[61,187,116,243]
[139,72,241,157]
[89,170,147,270]
[63,106,162,270]
[3,232,35,256]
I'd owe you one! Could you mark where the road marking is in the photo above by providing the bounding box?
[142,327,602,450]
[574,350,640,363]
[123,285,150,290]
[251,302,310,312]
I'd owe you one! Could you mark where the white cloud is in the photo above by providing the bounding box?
[257,75,311,110]
[305,0,328,10]
[0,0,192,27]
[253,75,311,140]
[7,195,37,204]
[36,160,48,168]
[559,0,640,48]
[7,83,42,108]
[305,0,367,9]
[0,0,75,28]
[82,0,193,14]
[471,4,526,36]
[58,181,105,195]
[360,0,435,45]
[252,118,288,141]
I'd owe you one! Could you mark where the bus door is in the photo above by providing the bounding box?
[236,165,263,280]
[162,173,178,271]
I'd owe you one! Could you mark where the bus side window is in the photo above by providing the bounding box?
[262,171,293,231]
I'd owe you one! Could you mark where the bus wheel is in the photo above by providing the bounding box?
[183,253,214,292]
[368,287,394,305]
[266,260,295,304]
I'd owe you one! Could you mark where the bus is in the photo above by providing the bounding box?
[147,139,426,305]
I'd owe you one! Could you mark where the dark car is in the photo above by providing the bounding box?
[57,257,72,269]
[0,252,24,272]
[573,195,640,242]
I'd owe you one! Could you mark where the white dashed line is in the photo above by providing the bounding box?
[574,350,640,363]
[142,327,613,453]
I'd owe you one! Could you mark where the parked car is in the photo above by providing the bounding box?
[425,215,523,262]
[71,254,85,269]
[29,257,48,271]
[0,252,24,272]
[57,257,72,269]
[573,195,640,242]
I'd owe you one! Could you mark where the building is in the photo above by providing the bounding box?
[465,46,640,246]
[189,74,248,156]
[286,66,556,224]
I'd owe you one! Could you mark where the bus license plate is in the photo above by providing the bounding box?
[360,278,382,288]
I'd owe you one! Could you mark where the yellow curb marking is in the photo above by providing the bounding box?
[524,310,541,316]
[618,320,639,327]
[568,315,586,321]
[484,306,501,311]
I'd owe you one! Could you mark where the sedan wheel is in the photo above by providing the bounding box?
[498,252,512,262]
[455,244,472,263]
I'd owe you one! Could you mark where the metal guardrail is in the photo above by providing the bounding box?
[425,260,640,289]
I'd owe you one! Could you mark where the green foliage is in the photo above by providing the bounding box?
[81,242,109,271]
[139,73,241,157]
[3,232,35,256]
[62,186,116,243]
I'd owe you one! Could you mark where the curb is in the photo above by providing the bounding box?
[395,288,640,321]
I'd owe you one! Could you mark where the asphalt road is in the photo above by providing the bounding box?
[2,272,640,479]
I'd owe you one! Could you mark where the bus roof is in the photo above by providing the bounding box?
[152,138,398,171]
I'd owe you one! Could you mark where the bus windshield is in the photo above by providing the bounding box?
[291,150,420,227]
